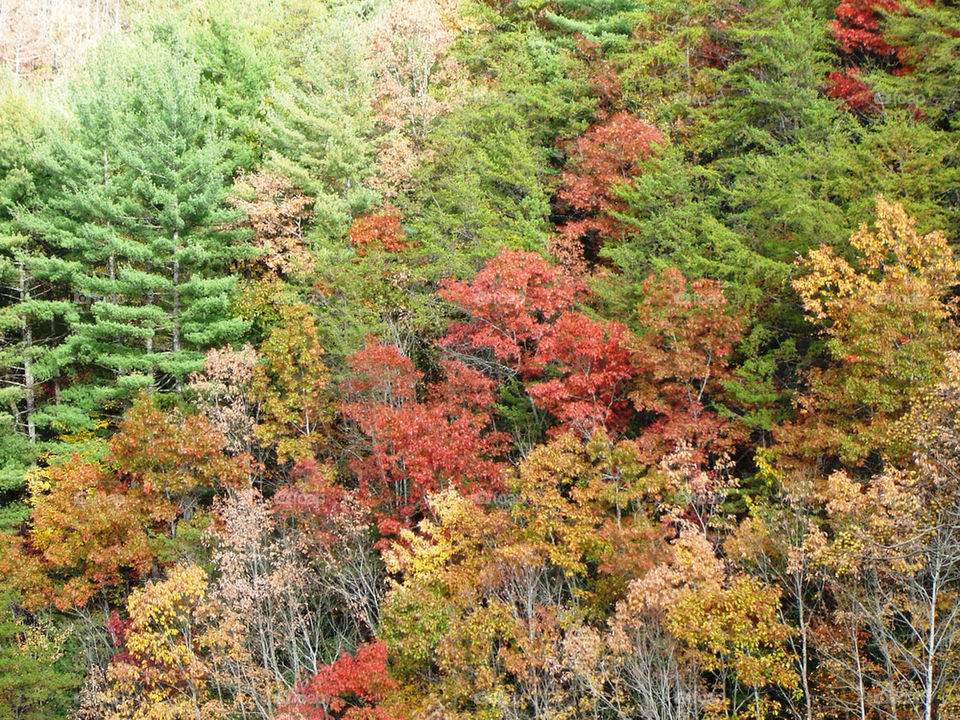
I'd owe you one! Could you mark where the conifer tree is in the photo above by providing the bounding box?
[24,36,251,403]
[264,8,379,240]
[114,38,249,391]
[0,74,78,514]
[17,47,158,413]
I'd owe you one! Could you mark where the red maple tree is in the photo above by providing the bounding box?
[630,267,744,463]
[558,112,664,260]
[341,341,507,536]
[527,311,637,437]
[439,249,587,375]
[348,206,414,256]
[284,642,396,720]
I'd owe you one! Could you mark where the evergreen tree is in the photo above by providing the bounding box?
[114,38,250,391]
[884,2,960,130]
[543,0,644,46]
[400,100,554,280]
[19,35,251,406]
[264,7,379,241]
[186,14,275,168]
[0,73,78,517]
[16,47,156,416]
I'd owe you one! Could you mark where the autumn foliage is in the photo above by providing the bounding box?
[10,395,250,610]
[558,112,664,259]
[231,171,315,276]
[825,68,879,114]
[782,197,959,466]
[827,1,930,112]
[527,312,636,436]
[832,0,905,58]
[250,301,332,463]
[347,206,413,256]
[103,564,250,720]
[630,267,744,463]
[341,340,507,535]
[439,249,587,373]
[284,642,395,720]
[4,1,960,716]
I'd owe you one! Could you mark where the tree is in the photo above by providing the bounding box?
[782,197,959,467]
[102,564,250,720]
[617,527,797,718]
[380,483,599,720]
[15,455,161,611]
[541,0,650,45]
[0,588,77,720]
[109,393,251,497]
[440,251,743,445]
[209,475,383,718]
[379,429,735,720]
[0,0,53,77]
[846,114,960,234]
[366,0,466,194]
[629,267,744,463]
[527,311,637,437]
[264,6,379,239]
[612,0,741,122]
[438,249,586,376]
[832,0,906,60]
[723,479,828,720]
[14,43,158,414]
[185,15,273,170]
[0,233,77,444]
[189,345,259,457]
[347,206,413,256]
[804,351,960,720]
[826,1,957,123]
[249,301,331,464]
[341,340,507,535]
[229,171,314,277]
[557,111,664,265]
[284,642,396,720]
[21,33,251,405]
[12,394,250,610]
[397,102,554,279]
[0,75,88,442]
[0,0,122,79]
[871,2,960,129]
[111,37,250,392]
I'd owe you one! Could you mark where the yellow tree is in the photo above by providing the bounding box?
[783,197,959,468]
[380,434,638,720]
[249,301,332,464]
[379,431,722,720]
[603,528,797,720]
[805,352,960,720]
[103,564,250,720]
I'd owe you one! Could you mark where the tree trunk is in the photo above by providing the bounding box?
[18,262,36,443]
[172,231,182,394]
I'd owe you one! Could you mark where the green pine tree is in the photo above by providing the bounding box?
[264,7,380,241]
[113,38,251,391]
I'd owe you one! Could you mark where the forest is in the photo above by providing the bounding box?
[0,0,959,718]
